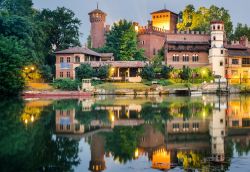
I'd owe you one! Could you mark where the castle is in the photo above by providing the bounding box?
[54,6,250,82]
[88,6,250,80]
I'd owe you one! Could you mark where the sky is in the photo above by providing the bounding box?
[33,0,250,44]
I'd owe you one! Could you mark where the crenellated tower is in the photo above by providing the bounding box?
[209,21,226,78]
[88,5,107,48]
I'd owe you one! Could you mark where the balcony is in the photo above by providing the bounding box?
[60,63,71,69]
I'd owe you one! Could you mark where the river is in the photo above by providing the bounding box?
[0,95,250,172]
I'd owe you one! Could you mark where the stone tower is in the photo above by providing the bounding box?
[209,21,226,78]
[88,5,107,48]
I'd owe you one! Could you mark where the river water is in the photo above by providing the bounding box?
[0,95,250,172]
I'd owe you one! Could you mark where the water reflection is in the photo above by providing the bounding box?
[0,95,250,171]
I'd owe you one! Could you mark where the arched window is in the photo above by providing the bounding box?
[67,57,71,63]
[218,25,220,30]
[213,36,216,41]
[192,54,199,62]
[75,56,80,63]
[213,25,215,30]
[173,54,179,62]
[183,54,189,62]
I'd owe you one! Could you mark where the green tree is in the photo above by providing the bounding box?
[177,5,233,39]
[162,65,174,79]
[0,36,28,96]
[232,23,250,41]
[140,65,155,81]
[75,64,94,80]
[0,0,33,16]
[100,19,145,61]
[97,65,110,79]
[180,66,192,80]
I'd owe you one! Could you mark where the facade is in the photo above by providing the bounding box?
[165,31,210,68]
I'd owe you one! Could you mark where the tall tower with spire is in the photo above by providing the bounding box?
[88,4,107,48]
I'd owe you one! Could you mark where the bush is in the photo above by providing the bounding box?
[161,65,174,79]
[140,65,155,81]
[39,65,53,82]
[52,78,80,90]
[97,65,110,79]
[75,64,94,80]
[158,79,176,86]
[180,66,192,80]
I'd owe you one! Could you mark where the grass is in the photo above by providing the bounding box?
[26,82,54,91]
[95,82,150,91]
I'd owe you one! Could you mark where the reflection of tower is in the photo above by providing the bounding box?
[209,100,227,162]
[89,134,106,172]
[88,5,107,48]
[209,21,226,78]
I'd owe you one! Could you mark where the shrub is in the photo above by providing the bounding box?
[140,65,155,81]
[75,64,94,80]
[52,78,80,90]
[161,65,174,79]
[180,66,192,80]
[97,65,110,79]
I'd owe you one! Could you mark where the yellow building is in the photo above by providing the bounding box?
[151,9,178,32]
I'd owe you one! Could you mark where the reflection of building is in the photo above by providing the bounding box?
[89,134,106,172]
[209,103,227,162]
[55,109,84,134]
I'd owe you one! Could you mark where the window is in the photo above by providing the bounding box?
[67,57,71,63]
[60,57,64,63]
[60,72,63,77]
[193,123,199,129]
[75,56,80,63]
[141,40,145,45]
[173,54,179,62]
[60,124,63,130]
[153,48,156,55]
[220,119,223,124]
[242,58,250,65]
[221,50,224,55]
[183,54,189,62]
[232,59,239,65]
[221,130,224,136]
[66,110,70,116]
[218,25,221,30]
[173,123,179,129]
[220,61,223,66]
[232,70,238,75]
[232,120,239,127]
[213,36,216,41]
[67,72,70,78]
[192,54,199,62]
[213,25,215,30]
[60,110,63,116]
[66,125,70,130]
[183,123,189,129]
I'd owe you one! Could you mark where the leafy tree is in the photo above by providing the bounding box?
[97,65,110,79]
[232,23,250,41]
[0,0,33,16]
[177,5,233,39]
[180,66,192,80]
[99,19,145,61]
[87,35,92,48]
[162,65,174,79]
[75,64,94,80]
[140,65,155,81]
[0,36,28,96]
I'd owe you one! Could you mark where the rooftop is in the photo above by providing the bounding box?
[228,49,250,57]
[88,8,107,15]
[151,9,178,16]
[167,41,210,45]
[55,46,101,57]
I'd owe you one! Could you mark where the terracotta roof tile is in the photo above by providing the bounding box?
[82,61,147,68]
[151,9,178,15]
[55,47,101,57]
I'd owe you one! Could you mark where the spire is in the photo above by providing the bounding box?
[97,1,99,9]
[164,3,166,9]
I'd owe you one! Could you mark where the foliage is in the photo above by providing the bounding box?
[162,65,174,79]
[0,0,33,16]
[87,35,92,48]
[105,126,144,163]
[52,78,80,91]
[0,36,27,96]
[232,23,250,41]
[75,64,94,80]
[39,65,53,82]
[98,19,145,61]
[97,65,110,79]
[140,65,155,81]
[177,4,233,39]
[180,66,192,80]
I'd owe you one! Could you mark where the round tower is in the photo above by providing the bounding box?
[88,6,107,49]
[209,21,226,78]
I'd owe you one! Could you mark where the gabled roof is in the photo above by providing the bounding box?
[88,9,106,15]
[55,47,101,57]
[151,9,178,15]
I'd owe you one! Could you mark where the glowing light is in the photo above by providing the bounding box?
[135,26,139,32]
[25,119,28,124]
[134,148,139,158]
[31,116,34,122]
[31,67,35,71]
[110,114,115,122]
